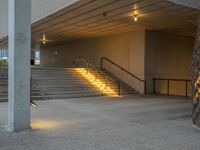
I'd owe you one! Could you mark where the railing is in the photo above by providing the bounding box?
[100,57,146,94]
[76,56,121,96]
[153,78,192,97]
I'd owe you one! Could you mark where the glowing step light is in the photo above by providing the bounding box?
[75,68,118,96]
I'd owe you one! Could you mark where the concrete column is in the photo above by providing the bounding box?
[8,0,31,131]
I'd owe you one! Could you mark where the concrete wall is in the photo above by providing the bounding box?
[41,29,146,93]
[145,30,194,96]
[41,29,194,96]
[0,0,79,39]
[0,0,8,39]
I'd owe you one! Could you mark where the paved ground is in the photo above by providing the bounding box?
[0,95,200,150]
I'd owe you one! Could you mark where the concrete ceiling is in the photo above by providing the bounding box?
[0,0,199,47]
[168,0,200,10]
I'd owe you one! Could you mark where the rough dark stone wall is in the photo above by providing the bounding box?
[192,15,200,127]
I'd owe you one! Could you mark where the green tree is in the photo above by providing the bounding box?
[0,59,8,67]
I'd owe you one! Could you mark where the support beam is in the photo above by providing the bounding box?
[8,0,31,131]
[192,15,200,127]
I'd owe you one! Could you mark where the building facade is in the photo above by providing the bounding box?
[0,0,199,131]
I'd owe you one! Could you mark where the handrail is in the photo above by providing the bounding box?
[78,57,117,84]
[101,57,144,82]
[100,57,146,94]
[76,56,121,96]
[153,77,192,97]
[153,78,191,82]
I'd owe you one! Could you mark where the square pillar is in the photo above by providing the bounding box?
[8,0,31,131]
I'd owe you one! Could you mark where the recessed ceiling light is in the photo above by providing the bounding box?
[134,15,138,22]
[42,34,46,44]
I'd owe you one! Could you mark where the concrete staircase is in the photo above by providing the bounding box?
[0,67,138,102]
[31,68,103,100]
[0,68,9,102]
[0,67,103,102]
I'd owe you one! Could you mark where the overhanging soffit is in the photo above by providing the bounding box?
[167,0,200,10]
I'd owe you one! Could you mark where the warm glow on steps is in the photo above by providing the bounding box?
[75,68,118,96]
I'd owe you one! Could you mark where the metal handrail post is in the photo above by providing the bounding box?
[105,76,108,91]
[186,81,188,97]
[86,63,89,74]
[167,79,170,95]
[153,78,155,94]
[118,83,121,96]
[96,69,98,81]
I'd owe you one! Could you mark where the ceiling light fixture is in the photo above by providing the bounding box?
[42,34,46,44]
[134,15,138,22]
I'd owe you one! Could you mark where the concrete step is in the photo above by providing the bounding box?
[0,95,49,102]
[0,97,7,102]
[46,93,103,100]
[31,85,94,90]
[32,83,92,86]
[33,86,94,90]
[0,93,103,102]
[41,89,100,95]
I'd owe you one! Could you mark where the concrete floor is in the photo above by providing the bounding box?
[0,95,200,150]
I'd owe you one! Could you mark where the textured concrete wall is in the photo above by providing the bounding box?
[145,30,194,96]
[192,16,200,127]
[41,29,146,93]
[0,0,8,39]
[0,0,79,39]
